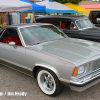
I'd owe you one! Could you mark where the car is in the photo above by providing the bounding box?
[1,23,100,96]
[35,15,100,42]
[89,10,100,27]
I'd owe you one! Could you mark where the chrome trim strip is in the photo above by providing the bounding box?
[35,63,59,77]
[70,70,100,85]
[0,58,32,71]
[70,77,100,92]
[18,28,26,47]
[0,63,34,77]
[35,63,70,84]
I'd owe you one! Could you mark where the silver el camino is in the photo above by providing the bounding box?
[1,23,100,96]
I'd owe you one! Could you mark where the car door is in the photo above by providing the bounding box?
[0,28,28,71]
[78,29,100,42]
[63,29,81,38]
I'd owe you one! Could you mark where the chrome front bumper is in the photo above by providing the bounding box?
[70,69,100,92]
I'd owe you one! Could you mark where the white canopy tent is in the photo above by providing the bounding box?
[36,0,78,13]
[0,0,32,12]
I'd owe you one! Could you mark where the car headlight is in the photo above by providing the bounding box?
[78,65,85,75]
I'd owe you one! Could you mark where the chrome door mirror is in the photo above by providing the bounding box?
[73,26,77,30]
[9,42,16,48]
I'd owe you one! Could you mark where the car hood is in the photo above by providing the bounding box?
[27,38,100,64]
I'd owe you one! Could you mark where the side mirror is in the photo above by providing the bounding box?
[74,26,77,30]
[9,42,16,48]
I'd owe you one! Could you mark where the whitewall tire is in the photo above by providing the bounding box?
[37,68,63,96]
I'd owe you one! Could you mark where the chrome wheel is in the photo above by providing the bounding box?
[37,68,63,96]
[37,70,56,95]
[41,73,54,91]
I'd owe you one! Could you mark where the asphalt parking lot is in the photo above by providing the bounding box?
[0,64,100,100]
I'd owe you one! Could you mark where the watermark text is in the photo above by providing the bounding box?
[0,92,27,96]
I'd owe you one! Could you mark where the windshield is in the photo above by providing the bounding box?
[20,25,66,45]
[76,19,93,29]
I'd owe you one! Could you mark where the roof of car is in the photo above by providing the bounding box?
[36,15,88,20]
[3,23,52,28]
[90,10,100,12]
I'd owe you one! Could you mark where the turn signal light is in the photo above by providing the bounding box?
[73,67,78,76]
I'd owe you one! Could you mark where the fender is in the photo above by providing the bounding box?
[34,62,60,79]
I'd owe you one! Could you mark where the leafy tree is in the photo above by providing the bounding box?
[53,0,85,4]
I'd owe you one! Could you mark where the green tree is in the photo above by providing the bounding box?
[53,0,85,4]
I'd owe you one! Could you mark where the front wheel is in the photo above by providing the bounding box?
[37,68,63,96]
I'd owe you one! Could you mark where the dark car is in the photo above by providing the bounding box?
[35,15,100,42]
[89,10,100,27]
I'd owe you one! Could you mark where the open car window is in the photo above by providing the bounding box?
[61,21,77,30]
[0,28,22,46]
[20,25,67,45]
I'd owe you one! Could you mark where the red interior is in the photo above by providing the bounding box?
[92,15,96,21]
[61,22,66,29]
[1,36,22,46]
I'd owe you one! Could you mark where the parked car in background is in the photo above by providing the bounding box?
[1,23,100,96]
[89,10,100,27]
[36,15,100,42]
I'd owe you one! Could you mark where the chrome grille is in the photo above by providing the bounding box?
[93,59,100,71]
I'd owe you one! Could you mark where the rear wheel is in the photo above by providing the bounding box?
[37,68,63,96]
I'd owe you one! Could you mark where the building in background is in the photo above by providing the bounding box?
[80,0,100,5]
[80,0,100,15]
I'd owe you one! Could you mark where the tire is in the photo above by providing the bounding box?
[37,68,63,96]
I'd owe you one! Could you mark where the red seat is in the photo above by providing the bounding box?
[61,22,66,29]
[92,15,96,21]
[7,36,22,46]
